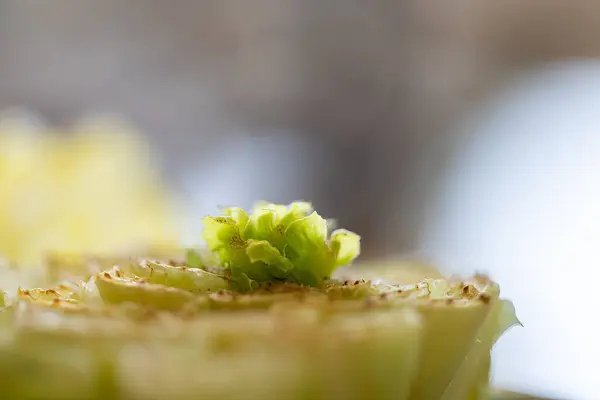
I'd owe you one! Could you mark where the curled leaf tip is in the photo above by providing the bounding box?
[201,201,361,288]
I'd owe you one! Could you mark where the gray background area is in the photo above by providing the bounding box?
[3,1,600,255]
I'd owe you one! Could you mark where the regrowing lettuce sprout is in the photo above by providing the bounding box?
[201,202,361,288]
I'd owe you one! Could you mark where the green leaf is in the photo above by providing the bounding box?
[200,202,361,288]
[244,208,276,242]
[329,229,361,267]
[222,206,249,230]
[229,269,259,292]
[277,201,313,228]
[284,212,335,283]
[285,212,328,252]
[185,249,204,269]
[246,240,294,276]
[201,216,249,269]
[201,216,239,252]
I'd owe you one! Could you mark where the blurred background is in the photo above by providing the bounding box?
[1,1,598,398]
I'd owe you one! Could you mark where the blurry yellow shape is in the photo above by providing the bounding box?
[0,113,180,267]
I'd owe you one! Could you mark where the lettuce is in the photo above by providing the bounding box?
[202,202,361,288]
[0,270,520,399]
[0,198,521,399]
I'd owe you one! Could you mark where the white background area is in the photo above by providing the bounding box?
[422,62,600,400]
